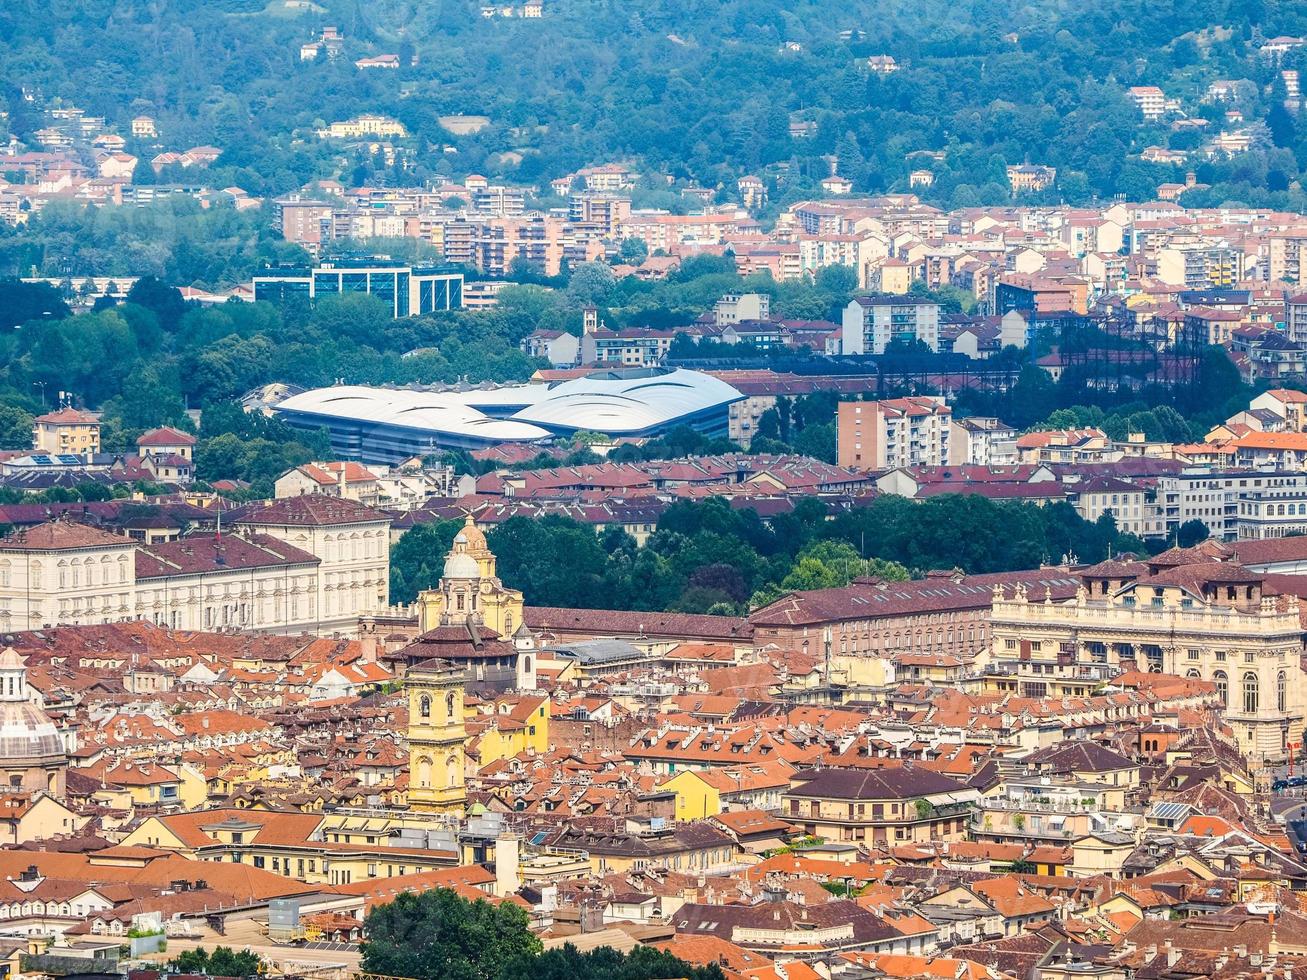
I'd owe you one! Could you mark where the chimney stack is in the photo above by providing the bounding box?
[359,631,378,665]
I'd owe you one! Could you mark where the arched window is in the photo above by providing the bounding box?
[446,754,459,788]
[1185,669,1200,678]
[1244,672,1259,714]
[523,655,532,675]
[446,692,456,718]
[419,695,431,718]
[1214,671,1228,707]
[1279,670,1287,714]
[416,756,432,787]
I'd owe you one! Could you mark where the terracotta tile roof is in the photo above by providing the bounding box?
[0,520,133,551]
[1230,431,1307,450]
[232,495,389,527]
[34,407,98,424]
[332,865,495,910]
[0,849,314,904]
[750,569,1080,628]
[786,765,969,801]
[137,426,197,447]
[525,606,752,641]
[651,935,770,974]
[135,533,319,578]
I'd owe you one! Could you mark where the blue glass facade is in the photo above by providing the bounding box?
[255,263,463,318]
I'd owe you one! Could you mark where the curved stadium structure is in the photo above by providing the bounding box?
[272,369,743,464]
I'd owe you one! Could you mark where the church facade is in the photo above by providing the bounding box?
[387,518,536,693]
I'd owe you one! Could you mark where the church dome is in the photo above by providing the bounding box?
[443,552,480,580]
[453,516,488,552]
[0,702,64,761]
[0,648,63,762]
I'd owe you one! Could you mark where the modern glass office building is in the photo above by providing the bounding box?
[252,261,463,317]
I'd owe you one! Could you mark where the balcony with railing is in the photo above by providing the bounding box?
[991,594,1302,636]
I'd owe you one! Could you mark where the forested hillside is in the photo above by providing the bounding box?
[4,0,1307,205]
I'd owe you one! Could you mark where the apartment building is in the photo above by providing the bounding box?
[1127,86,1167,120]
[782,767,978,844]
[840,295,940,354]
[1065,476,1160,538]
[1267,231,1307,283]
[31,408,101,455]
[1151,470,1307,540]
[1250,388,1307,430]
[712,292,770,326]
[837,397,951,470]
[614,212,745,254]
[1155,244,1245,289]
[581,328,676,367]
[568,193,631,235]
[1285,296,1307,345]
[1230,432,1307,469]
[1014,428,1116,465]
[1183,307,1243,347]
[471,185,526,218]
[948,417,1018,466]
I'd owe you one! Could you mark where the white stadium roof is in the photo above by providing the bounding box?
[272,369,743,450]
[273,386,553,443]
[512,369,744,435]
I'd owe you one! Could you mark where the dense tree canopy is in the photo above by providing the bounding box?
[3,0,1307,207]
[361,890,542,980]
[168,947,263,977]
[360,889,722,980]
[449,494,1151,614]
[391,519,465,603]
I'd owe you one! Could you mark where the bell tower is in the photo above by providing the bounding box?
[405,658,467,814]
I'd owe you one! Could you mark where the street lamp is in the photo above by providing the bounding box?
[32,381,46,409]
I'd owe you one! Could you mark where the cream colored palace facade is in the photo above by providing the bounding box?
[984,547,1305,764]
[0,495,391,637]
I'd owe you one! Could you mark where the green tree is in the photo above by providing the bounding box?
[169,946,263,977]
[1176,519,1210,548]
[0,279,70,329]
[524,943,726,980]
[565,262,617,307]
[619,237,650,264]
[391,520,465,603]
[125,276,188,331]
[0,403,35,450]
[360,889,542,980]
[487,515,613,607]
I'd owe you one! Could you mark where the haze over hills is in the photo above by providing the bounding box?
[4,0,1307,207]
